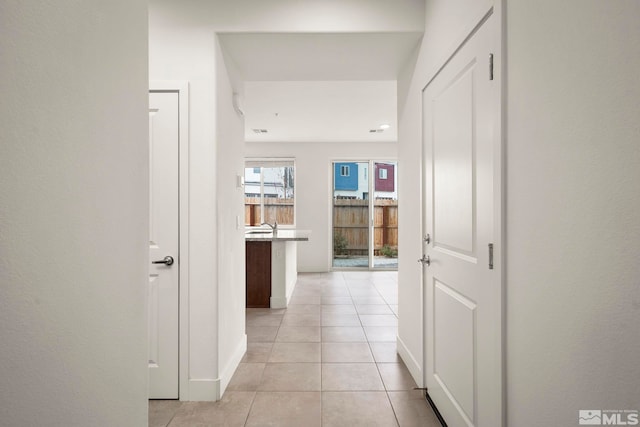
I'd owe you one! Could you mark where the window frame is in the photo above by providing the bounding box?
[244,159,296,228]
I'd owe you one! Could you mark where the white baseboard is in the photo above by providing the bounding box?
[185,334,247,402]
[219,334,248,395]
[186,335,247,402]
[397,335,424,388]
[270,296,287,309]
[188,378,220,401]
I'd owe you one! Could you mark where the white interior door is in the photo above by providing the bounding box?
[421,13,502,427]
[148,91,179,399]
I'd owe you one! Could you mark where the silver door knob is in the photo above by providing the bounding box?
[152,256,174,266]
[417,255,430,266]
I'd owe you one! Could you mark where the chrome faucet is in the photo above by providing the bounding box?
[261,221,277,232]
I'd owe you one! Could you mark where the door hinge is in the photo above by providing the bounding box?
[488,243,494,269]
[418,254,430,266]
[489,53,494,81]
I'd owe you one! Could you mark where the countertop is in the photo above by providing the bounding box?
[245,229,311,242]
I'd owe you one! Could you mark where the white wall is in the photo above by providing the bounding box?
[397,0,494,387]
[148,8,248,401]
[246,141,397,272]
[0,2,149,426]
[506,1,640,425]
[215,36,248,396]
[149,28,247,401]
[149,26,221,397]
[150,0,424,32]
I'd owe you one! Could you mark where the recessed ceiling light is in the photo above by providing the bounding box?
[379,124,390,130]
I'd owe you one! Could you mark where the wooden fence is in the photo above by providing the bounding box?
[244,197,398,256]
[333,198,398,256]
[245,197,294,226]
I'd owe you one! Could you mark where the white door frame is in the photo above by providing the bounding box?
[149,81,190,400]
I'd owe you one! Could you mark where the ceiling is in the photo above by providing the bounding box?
[218,32,422,143]
[242,81,397,143]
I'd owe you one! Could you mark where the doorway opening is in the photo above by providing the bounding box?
[332,160,398,270]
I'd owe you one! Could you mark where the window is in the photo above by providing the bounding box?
[379,168,387,179]
[340,165,350,177]
[245,160,295,226]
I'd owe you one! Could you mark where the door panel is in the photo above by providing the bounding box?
[422,12,501,427]
[433,66,475,256]
[148,91,179,399]
[433,280,476,422]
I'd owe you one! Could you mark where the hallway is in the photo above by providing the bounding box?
[149,272,439,426]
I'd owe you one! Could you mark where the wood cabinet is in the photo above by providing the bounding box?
[245,241,271,308]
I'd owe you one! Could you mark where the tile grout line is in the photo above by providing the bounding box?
[243,308,278,425]
[320,290,324,427]
[242,391,257,427]
[163,402,182,427]
[360,278,402,427]
[385,389,402,427]
[348,275,391,398]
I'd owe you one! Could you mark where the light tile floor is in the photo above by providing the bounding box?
[150,271,441,427]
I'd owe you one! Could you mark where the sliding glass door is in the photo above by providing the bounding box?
[332,162,370,268]
[332,160,398,270]
[372,162,398,268]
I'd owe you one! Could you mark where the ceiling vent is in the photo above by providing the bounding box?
[369,129,383,133]
[252,129,268,134]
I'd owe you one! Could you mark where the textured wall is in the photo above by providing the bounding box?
[506,1,640,425]
[0,1,149,425]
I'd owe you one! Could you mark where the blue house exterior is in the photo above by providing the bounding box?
[334,162,358,190]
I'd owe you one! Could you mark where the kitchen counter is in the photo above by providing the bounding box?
[245,229,310,308]
[244,229,311,242]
